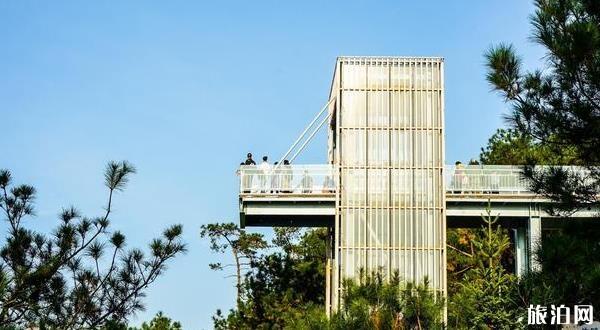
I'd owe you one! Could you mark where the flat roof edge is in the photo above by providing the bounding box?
[337,56,444,62]
[328,55,445,98]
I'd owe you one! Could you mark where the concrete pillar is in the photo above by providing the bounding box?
[528,216,542,272]
[325,228,332,316]
[514,227,528,277]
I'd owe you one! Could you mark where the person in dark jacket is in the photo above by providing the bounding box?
[244,153,256,165]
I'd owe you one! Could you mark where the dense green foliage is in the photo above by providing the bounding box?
[0,163,186,329]
[485,0,600,214]
[479,128,579,165]
[288,273,444,330]
[98,311,182,330]
[210,227,327,329]
[448,204,523,329]
[137,312,182,330]
[200,222,268,306]
[207,225,445,329]
[519,221,600,321]
[473,1,600,323]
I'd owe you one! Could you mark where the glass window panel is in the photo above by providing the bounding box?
[391,130,412,167]
[391,169,412,207]
[391,64,412,90]
[391,91,412,127]
[342,208,366,247]
[342,63,367,89]
[367,91,389,127]
[341,91,366,127]
[414,91,437,127]
[367,209,389,247]
[367,248,389,273]
[414,170,438,207]
[368,169,389,206]
[367,65,389,90]
[390,209,404,246]
[368,130,389,166]
[342,169,366,206]
[341,130,366,166]
[414,63,433,89]
[413,131,436,167]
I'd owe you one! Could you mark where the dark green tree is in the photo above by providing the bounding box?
[0,162,186,329]
[448,203,523,329]
[485,0,600,215]
[200,222,267,307]
[518,221,600,322]
[479,128,580,165]
[211,228,327,329]
[286,271,445,330]
[137,311,182,330]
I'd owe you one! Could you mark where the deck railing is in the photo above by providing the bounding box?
[239,165,587,196]
[238,164,336,195]
[445,165,528,195]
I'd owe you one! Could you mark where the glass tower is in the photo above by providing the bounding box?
[327,56,445,311]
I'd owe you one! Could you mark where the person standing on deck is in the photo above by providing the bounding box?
[258,156,271,193]
[244,153,256,165]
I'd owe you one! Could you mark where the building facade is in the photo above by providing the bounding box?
[326,56,446,311]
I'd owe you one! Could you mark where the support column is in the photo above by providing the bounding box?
[528,215,542,272]
[514,227,528,277]
[325,228,333,317]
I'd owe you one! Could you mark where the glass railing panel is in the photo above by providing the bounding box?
[238,164,336,195]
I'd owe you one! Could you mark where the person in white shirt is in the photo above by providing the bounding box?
[258,156,271,193]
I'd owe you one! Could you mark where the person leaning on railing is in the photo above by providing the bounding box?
[299,169,314,193]
[240,153,257,193]
[452,161,465,193]
[322,175,335,193]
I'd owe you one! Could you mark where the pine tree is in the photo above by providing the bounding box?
[0,162,186,328]
[485,0,600,215]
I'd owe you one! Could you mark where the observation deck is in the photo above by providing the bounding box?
[239,165,596,227]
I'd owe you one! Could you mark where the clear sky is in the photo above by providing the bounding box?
[0,1,545,328]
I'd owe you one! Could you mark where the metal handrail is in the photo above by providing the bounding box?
[239,165,589,196]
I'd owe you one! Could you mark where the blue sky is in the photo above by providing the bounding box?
[1,1,545,328]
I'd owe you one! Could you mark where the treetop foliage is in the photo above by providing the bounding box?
[485,0,600,214]
[0,162,186,329]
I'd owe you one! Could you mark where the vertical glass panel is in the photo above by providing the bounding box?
[414,63,433,89]
[342,208,366,247]
[367,248,389,273]
[341,130,366,166]
[341,91,366,127]
[431,63,440,89]
[342,169,366,206]
[412,210,435,246]
[390,250,401,277]
[401,250,413,281]
[391,130,412,167]
[367,91,389,127]
[413,131,434,167]
[368,130,389,166]
[414,170,438,207]
[391,169,412,207]
[390,209,402,246]
[367,209,389,247]
[367,65,389,90]
[391,91,412,127]
[341,250,352,278]
[368,169,389,207]
[391,64,412,90]
[430,92,440,127]
[414,91,436,127]
[341,63,367,89]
